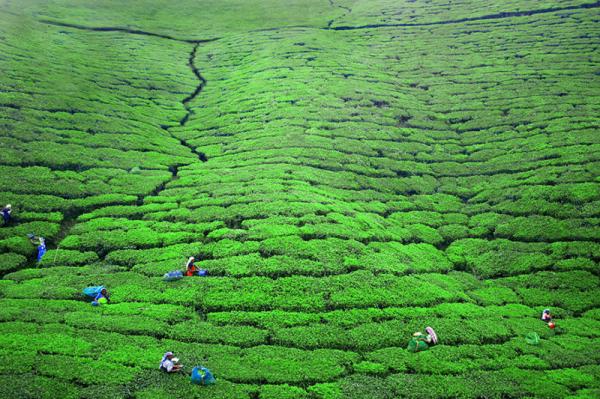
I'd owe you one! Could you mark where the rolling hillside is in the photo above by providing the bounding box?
[0,1,599,398]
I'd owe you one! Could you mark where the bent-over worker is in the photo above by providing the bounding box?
[159,352,183,373]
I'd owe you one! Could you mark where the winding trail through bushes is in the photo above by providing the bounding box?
[33,19,216,267]
[40,19,219,43]
[327,0,352,28]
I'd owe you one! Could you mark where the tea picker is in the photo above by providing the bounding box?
[28,234,46,263]
[93,287,110,305]
[1,204,11,225]
[164,256,208,281]
[541,309,556,329]
[159,352,183,373]
[185,256,208,277]
[407,326,438,352]
[186,256,198,276]
[83,286,111,306]
[163,257,194,282]
[541,309,552,322]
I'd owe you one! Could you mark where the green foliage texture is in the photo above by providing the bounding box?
[0,0,599,397]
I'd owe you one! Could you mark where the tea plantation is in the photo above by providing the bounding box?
[0,0,599,398]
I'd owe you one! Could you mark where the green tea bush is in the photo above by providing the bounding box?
[133,376,255,399]
[78,203,179,221]
[37,354,140,385]
[259,384,309,399]
[200,253,330,277]
[550,241,600,259]
[495,271,598,291]
[496,216,600,241]
[0,299,88,320]
[327,271,469,309]
[308,382,343,399]
[0,375,80,399]
[204,238,260,258]
[0,330,92,356]
[0,252,27,273]
[468,286,520,306]
[353,361,389,376]
[554,257,597,272]
[405,223,444,245]
[0,221,61,241]
[258,236,365,266]
[272,324,353,350]
[0,349,36,374]
[357,242,452,274]
[0,236,33,256]
[106,243,203,266]
[61,229,195,253]
[78,385,128,399]
[167,319,268,346]
[0,193,67,212]
[195,275,327,311]
[384,369,530,398]
[16,211,63,223]
[208,309,321,329]
[517,288,600,314]
[65,312,169,336]
[0,278,79,300]
[546,367,599,390]
[446,238,555,277]
[215,345,358,384]
[39,249,99,267]
[98,344,162,370]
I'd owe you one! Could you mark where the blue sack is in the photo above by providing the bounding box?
[197,269,208,277]
[191,367,203,385]
[83,286,104,297]
[203,367,216,385]
[191,366,216,385]
[163,270,183,281]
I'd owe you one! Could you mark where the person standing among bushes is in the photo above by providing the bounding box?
[28,235,46,263]
[1,204,11,225]
[37,237,46,263]
[159,352,183,373]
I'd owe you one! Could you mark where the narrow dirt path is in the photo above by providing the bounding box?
[29,20,216,267]
[327,0,352,28]
[40,19,218,43]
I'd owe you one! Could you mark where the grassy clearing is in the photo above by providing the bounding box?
[0,1,599,398]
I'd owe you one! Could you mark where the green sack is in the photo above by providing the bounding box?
[407,338,429,352]
[525,332,540,345]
